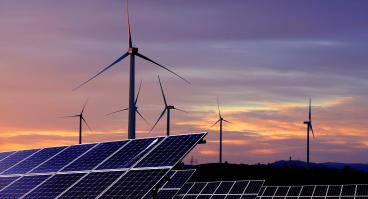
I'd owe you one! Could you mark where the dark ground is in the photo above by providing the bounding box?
[175,162,368,186]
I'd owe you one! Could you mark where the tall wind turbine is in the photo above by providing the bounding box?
[74,0,189,139]
[304,98,315,168]
[62,101,93,144]
[150,76,187,136]
[105,80,149,126]
[211,98,231,164]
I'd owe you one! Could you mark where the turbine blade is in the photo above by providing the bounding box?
[174,107,188,113]
[217,97,221,118]
[82,116,94,133]
[105,108,129,116]
[309,98,312,121]
[81,99,89,114]
[223,119,232,124]
[149,108,167,133]
[135,80,142,105]
[210,119,220,127]
[310,123,315,138]
[136,110,150,125]
[136,53,190,84]
[126,0,133,48]
[73,52,129,90]
[59,115,80,118]
[157,75,167,106]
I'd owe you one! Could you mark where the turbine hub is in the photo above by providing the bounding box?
[128,47,138,54]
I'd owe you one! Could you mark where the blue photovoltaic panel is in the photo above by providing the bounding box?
[229,181,249,194]
[163,169,195,189]
[215,181,235,194]
[96,138,159,170]
[59,171,125,198]
[99,169,170,199]
[61,141,128,172]
[30,143,96,173]
[135,133,206,168]
[23,173,85,199]
[0,149,39,173]
[157,190,180,199]
[3,146,66,175]
[0,151,15,161]
[0,175,50,198]
[0,176,19,190]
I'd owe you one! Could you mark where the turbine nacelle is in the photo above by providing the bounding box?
[128,47,138,54]
[167,105,175,109]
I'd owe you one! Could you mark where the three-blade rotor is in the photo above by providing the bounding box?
[150,76,186,133]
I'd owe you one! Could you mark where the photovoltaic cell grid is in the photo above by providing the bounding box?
[176,180,265,199]
[0,132,207,198]
[258,185,368,198]
[143,169,196,199]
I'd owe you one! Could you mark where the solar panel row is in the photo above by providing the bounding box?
[176,180,265,199]
[0,133,206,177]
[259,185,368,198]
[0,133,207,198]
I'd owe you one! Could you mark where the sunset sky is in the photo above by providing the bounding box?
[1,0,368,164]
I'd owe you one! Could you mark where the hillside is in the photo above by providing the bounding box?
[176,161,368,185]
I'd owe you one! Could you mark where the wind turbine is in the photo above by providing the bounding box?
[62,100,93,144]
[74,0,189,139]
[211,98,231,164]
[150,76,187,136]
[105,80,150,126]
[304,98,315,168]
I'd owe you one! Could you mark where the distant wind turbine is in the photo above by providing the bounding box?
[62,100,93,144]
[150,76,187,136]
[304,98,315,168]
[105,80,149,126]
[211,98,231,164]
[73,0,189,139]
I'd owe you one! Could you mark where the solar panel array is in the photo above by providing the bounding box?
[144,169,196,199]
[0,132,206,198]
[258,184,368,199]
[176,180,265,199]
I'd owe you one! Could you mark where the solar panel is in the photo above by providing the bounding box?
[135,133,206,168]
[22,173,86,199]
[0,174,50,198]
[0,149,39,173]
[258,185,368,198]
[96,138,159,170]
[0,151,15,161]
[58,171,125,198]
[0,132,207,198]
[178,180,264,198]
[162,169,196,189]
[2,146,67,175]
[61,141,128,172]
[215,181,235,194]
[230,181,250,194]
[30,143,96,173]
[98,169,170,198]
[0,176,19,190]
